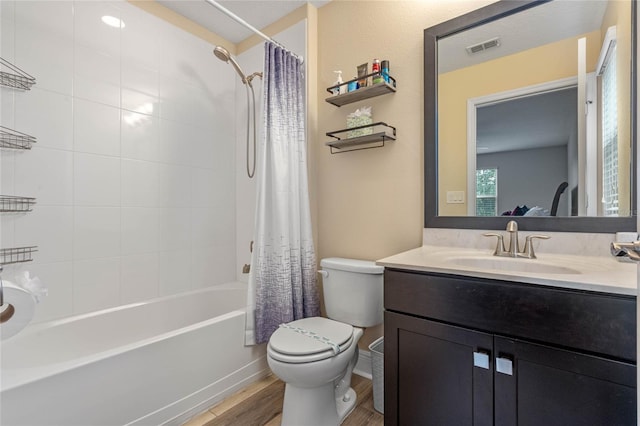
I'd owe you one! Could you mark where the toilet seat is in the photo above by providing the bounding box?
[268,317,354,364]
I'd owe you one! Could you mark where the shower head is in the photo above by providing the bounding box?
[213,45,247,84]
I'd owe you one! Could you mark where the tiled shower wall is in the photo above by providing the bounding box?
[0,0,237,323]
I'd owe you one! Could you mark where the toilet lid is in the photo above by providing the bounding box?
[269,317,354,359]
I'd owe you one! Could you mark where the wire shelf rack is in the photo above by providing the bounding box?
[325,122,396,154]
[0,195,36,212]
[0,126,37,150]
[0,246,38,266]
[0,57,36,90]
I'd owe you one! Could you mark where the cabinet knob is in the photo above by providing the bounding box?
[473,350,490,369]
[496,356,513,375]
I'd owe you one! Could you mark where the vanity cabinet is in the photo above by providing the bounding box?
[384,269,637,425]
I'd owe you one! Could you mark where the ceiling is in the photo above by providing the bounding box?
[476,87,577,155]
[158,0,330,45]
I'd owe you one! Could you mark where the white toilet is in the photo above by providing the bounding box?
[267,257,384,426]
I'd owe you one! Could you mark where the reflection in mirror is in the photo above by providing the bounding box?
[425,0,636,232]
[474,87,576,217]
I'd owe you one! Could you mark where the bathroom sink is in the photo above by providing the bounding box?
[445,256,583,275]
[378,245,637,295]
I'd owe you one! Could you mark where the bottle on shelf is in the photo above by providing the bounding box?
[372,59,383,84]
[332,70,345,95]
[381,60,390,83]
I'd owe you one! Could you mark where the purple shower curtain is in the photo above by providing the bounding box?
[245,42,320,345]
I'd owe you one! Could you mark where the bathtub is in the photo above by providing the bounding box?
[0,282,268,425]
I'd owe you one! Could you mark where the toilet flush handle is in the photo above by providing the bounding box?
[318,270,329,279]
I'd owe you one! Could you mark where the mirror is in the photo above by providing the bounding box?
[424,0,637,232]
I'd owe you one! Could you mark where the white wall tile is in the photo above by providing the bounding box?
[192,168,235,208]
[1,1,16,23]
[14,1,73,40]
[4,0,239,321]
[211,206,235,246]
[14,2,73,96]
[14,147,73,205]
[192,245,236,288]
[158,249,192,295]
[74,153,121,206]
[74,99,120,156]
[74,45,121,108]
[157,163,192,207]
[1,214,16,249]
[159,75,200,126]
[1,148,16,195]
[14,88,73,151]
[191,246,217,288]
[74,207,121,260]
[121,159,159,207]
[121,207,159,255]
[190,125,217,170]
[73,257,120,314]
[158,26,199,83]
[121,111,159,162]
[1,12,15,63]
[158,208,191,251]
[120,3,160,71]
[74,1,121,57]
[122,63,159,115]
[191,168,216,208]
[15,206,73,263]
[158,118,194,166]
[191,207,234,249]
[1,87,15,129]
[120,253,159,303]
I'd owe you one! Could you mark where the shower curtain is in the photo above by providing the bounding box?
[245,42,320,345]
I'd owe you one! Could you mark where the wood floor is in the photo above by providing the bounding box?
[183,374,384,426]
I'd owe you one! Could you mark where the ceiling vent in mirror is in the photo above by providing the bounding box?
[466,37,501,54]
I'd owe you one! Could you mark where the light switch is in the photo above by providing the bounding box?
[446,191,465,204]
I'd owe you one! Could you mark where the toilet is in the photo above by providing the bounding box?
[267,258,384,426]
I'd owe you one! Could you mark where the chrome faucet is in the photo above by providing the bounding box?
[505,220,519,256]
[611,241,640,261]
[484,220,550,259]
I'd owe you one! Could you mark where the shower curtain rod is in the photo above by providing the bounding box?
[203,0,303,61]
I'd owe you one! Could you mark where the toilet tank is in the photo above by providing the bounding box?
[320,258,384,327]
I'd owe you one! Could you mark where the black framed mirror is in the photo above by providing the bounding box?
[424,0,637,232]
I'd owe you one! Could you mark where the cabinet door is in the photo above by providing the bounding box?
[494,337,637,426]
[385,311,494,426]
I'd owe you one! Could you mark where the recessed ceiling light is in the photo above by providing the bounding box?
[101,15,125,29]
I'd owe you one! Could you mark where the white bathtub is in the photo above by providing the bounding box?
[0,282,268,425]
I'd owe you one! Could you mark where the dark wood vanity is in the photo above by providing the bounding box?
[384,268,637,425]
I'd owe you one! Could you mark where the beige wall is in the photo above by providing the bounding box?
[315,0,495,260]
[316,0,496,347]
[438,31,602,215]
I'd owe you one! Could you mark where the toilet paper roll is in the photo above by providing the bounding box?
[1,280,36,341]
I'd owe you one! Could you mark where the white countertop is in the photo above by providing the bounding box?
[377,245,637,296]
